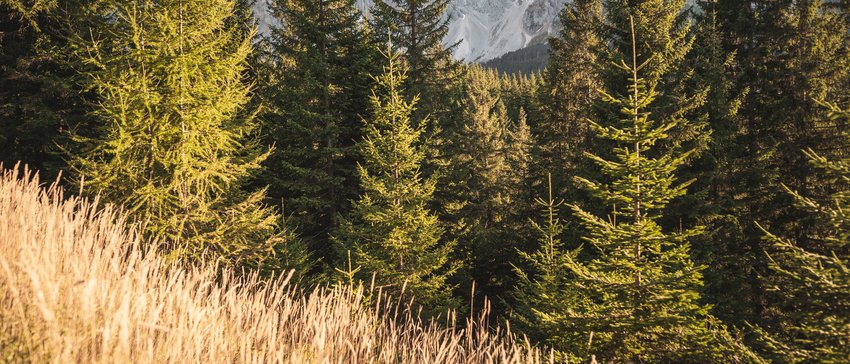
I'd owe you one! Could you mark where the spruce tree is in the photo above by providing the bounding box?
[70,0,307,272]
[754,101,850,363]
[601,0,708,161]
[0,0,85,178]
[538,0,603,202]
[768,0,850,252]
[369,0,460,118]
[445,66,535,313]
[505,107,537,241]
[259,0,377,263]
[335,48,457,313]
[703,0,850,326]
[512,173,580,357]
[551,20,742,361]
[679,0,752,325]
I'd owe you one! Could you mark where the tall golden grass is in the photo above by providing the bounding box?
[0,165,548,363]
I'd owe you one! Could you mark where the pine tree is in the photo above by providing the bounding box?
[70,0,307,272]
[335,48,457,313]
[754,101,850,363]
[553,20,743,361]
[259,0,378,263]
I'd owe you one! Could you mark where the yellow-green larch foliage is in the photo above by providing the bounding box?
[70,0,308,272]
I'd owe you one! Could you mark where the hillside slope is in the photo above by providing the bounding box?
[0,164,545,363]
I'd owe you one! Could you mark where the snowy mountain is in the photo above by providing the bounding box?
[252,0,567,62]
[444,0,566,61]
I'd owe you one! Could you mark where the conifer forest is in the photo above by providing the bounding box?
[1,0,850,362]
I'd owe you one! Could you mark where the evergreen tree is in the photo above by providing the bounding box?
[259,0,377,263]
[0,0,85,178]
[335,49,457,312]
[601,0,708,159]
[769,0,850,255]
[754,101,850,363]
[549,21,743,361]
[703,0,850,326]
[369,0,460,118]
[538,0,603,202]
[512,173,579,358]
[70,0,307,272]
[445,66,535,314]
[678,0,752,325]
[505,107,537,240]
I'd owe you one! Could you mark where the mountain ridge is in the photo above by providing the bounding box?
[252,0,567,62]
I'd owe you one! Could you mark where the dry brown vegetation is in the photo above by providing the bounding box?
[0,165,548,363]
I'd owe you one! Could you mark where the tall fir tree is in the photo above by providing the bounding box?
[445,66,535,315]
[511,173,578,357]
[532,20,748,361]
[677,0,752,325]
[769,0,850,249]
[369,0,460,119]
[70,0,308,272]
[367,0,463,259]
[601,0,708,160]
[753,101,850,363]
[538,0,603,204]
[0,0,88,178]
[702,0,850,327]
[258,0,378,265]
[335,48,457,313]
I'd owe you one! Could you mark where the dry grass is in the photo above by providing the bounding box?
[0,165,548,363]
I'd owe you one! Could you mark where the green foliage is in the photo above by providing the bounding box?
[754,101,850,363]
[538,0,603,204]
[695,0,850,327]
[511,174,579,360]
[679,0,752,326]
[0,0,85,178]
[335,49,458,313]
[370,0,459,111]
[69,0,306,272]
[258,0,378,263]
[0,0,56,29]
[444,66,535,313]
[542,23,746,361]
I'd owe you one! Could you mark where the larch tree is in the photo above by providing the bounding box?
[259,0,378,264]
[70,0,307,272]
[335,48,457,313]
